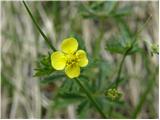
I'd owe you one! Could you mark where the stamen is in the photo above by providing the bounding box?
[66,54,78,67]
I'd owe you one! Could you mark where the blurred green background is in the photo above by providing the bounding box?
[1,1,159,119]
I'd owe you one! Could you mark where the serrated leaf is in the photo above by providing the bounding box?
[40,73,65,84]
[77,100,89,114]
[34,54,54,77]
[53,98,79,109]
[58,78,81,95]
[79,1,130,19]
[106,38,125,54]
[106,38,140,55]
[58,92,85,100]
[106,18,140,55]
[111,5,132,18]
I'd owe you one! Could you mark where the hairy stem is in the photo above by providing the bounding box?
[22,1,56,51]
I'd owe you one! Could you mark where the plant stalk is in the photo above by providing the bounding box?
[22,1,56,51]
[75,78,107,118]
[115,46,132,88]
[115,15,152,88]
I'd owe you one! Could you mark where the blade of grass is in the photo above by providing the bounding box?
[75,78,107,118]
[22,1,56,51]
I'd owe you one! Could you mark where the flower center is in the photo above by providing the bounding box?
[66,54,78,67]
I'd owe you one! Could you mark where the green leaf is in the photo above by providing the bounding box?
[106,38,140,55]
[53,98,78,109]
[58,92,85,100]
[97,60,113,91]
[111,111,128,118]
[106,38,125,54]
[105,17,140,55]
[34,54,54,77]
[40,73,65,84]
[58,78,81,94]
[79,2,112,19]
[79,1,130,19]
[111,5,131,18]
[77,100,89,114]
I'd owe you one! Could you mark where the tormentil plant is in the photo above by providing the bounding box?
[23,1,107,118]
[51,37,88,78]
[50,37,107,118]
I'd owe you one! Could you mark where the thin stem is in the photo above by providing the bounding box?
[131,52,158,118]
[115,15,152,88]
[132,78,155,118]
[22,1,56,51]
[115,46,132,88]
[108,105,113,117]
[75,78,107,118]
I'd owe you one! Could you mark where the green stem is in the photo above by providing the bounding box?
[22,1,56,51]
[115,46,132,88]
[108,105,113,117]
[132,78,155,118]
[115,15,152,88]
[75,78,107,118]
[131,52,158,118]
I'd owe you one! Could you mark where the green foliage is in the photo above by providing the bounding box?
[106,37,140,54]
[77,100,89,114]
[34,54,54,77]
[58,78,81,93]
[40,73,65,84]
[79,1,131,19]
[106,18,140,55]
[58,92,85,100]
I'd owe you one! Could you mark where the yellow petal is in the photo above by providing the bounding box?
[76,50,88,67]
[61,37,78,54]
[51,51,66,70]
[65,64,80,78]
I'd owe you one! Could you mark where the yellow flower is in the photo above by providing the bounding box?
[51,37,88,78]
